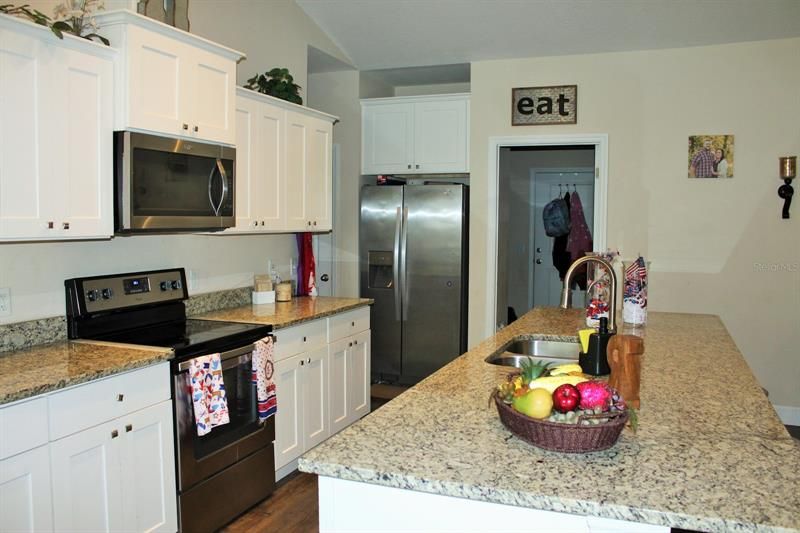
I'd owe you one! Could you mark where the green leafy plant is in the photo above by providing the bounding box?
[244,68,303,105]
[0,1,109,45]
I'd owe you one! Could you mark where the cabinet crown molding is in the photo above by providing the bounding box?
[0,12,117,58]
[361,92,470,106]
[237,87,338,123]
[94,9,245,61]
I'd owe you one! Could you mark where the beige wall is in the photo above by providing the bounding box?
[470,38,800,407]
[308,70,361,297]
[394,82,471,96]
[1,0,353,323]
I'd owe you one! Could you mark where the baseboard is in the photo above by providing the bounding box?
[276,459,299,482]
[773,404,800,426]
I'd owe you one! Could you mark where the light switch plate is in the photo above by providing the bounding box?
[0,288,10,317]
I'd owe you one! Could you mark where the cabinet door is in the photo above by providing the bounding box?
[348,330,371,423]
[0,445,53,532]
[186,48,236,145]
[274,353,303,469]
[51,419,123,532]
[284,111,309,231]
[233,98,258,230]
[0,28,51,239]
[255,101,286,230]
[328,338,350,435]
[120,401,177,533]
[126,25,185,137]
[361,102,414,174]
[302,346,331,451]
[413,98,469,173]
[305,116,333,231]
[49,45,114,239]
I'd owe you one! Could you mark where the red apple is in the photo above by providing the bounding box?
[552,384,581,413]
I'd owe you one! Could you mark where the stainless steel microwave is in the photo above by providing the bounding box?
[114,131,235,233]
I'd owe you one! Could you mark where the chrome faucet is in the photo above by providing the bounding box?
[560,255,617,332]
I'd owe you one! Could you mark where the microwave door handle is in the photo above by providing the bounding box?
[216,158,229,213]
[208,163,220,216]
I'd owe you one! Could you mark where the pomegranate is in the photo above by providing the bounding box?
[576,381,612,412]
[552,384,581,413]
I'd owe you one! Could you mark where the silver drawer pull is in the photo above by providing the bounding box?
[354,340,358,345]
[300,360,305,366]
[307,357,311,364]
[351,321,355,327]
[117,394,124,402]
[194,125,199,132]
[349,342,352,347]
[303,336,307,342]
[182,123,189,130]
[62,222,70,230]
[125,424,133,433]
[111,429,118,439]
[47,221,54,229]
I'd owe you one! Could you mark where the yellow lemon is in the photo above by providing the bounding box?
[511,387,553,419]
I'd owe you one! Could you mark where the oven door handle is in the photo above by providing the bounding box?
[177,344,255,372]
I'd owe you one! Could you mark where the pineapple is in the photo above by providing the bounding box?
[519,358,550,386]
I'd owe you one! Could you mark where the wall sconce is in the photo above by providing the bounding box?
[778,156,795,219]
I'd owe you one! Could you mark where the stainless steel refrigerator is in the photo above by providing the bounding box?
[360,184,468,385]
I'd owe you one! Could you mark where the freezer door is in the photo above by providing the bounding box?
[360,186,404,379]
[401,185,467,381]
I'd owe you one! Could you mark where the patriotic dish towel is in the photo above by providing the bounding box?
[252,336,277,421]
[189,354,230,436]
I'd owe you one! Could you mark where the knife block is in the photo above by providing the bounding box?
[607,335,644,409]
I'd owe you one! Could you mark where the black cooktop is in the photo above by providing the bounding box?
[91,318,271,358]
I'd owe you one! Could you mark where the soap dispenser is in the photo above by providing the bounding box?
[579,316,615,376]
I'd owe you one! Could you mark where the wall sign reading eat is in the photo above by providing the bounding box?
[512,85,577,126]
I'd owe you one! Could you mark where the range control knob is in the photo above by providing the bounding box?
[171,280,181,290]
[101,288,113,300]
[160,281,169,291]
[86,289,98,302]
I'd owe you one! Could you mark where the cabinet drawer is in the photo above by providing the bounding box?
[0,397,48,460]
[328,307,370,343]
[48,362,170,440]
[274,319,327,361]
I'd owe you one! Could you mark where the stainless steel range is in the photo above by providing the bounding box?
[65,268,276,532]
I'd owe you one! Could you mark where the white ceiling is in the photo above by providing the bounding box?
[297,0,800,73]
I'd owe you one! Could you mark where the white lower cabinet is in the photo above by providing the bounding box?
[274,346,330,471]
[0,445,53,532]
[50,400,176,533]
[329,329,371,435]
[274,308,371,479]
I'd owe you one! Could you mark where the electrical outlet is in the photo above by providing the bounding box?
[0,288,10,317]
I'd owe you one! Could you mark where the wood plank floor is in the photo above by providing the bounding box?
[222,471,318,533]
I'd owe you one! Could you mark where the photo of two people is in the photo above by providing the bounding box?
[688,134,734,179]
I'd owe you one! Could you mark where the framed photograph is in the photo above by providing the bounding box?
[688,135,734,178]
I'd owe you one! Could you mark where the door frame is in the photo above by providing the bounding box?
[528,167,595,309]
[486,134,608,336]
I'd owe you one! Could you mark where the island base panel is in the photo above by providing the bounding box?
[318,476,668,533]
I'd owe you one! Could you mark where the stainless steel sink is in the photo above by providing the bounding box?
[485,339,580,367]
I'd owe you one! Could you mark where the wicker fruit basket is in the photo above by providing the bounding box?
[493,392,629,453]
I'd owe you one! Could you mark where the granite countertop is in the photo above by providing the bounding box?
[299,307,800,532]
[0,340,172,406]
[193,296,373,329]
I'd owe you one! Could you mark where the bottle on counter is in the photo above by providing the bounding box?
[579,316,615,376]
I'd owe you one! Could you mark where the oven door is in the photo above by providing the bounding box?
[116,131,235,232]
[173,343,274,491]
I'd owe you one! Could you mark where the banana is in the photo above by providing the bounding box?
[548,363,583,376]
[528,374,588,393]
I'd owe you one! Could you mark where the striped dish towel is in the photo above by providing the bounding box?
[252,336,277,421]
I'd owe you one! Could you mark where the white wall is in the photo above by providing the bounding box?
[308,70,361,297]
[1,0,353,324]
[394,82,470,96]
[470,38,800,408]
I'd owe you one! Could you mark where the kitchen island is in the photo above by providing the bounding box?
[299,308,799,532]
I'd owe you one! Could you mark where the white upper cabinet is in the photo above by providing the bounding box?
[0,15,114,241]
[95,10,243,146]
[361,93,470,175]
[230,88,336,234]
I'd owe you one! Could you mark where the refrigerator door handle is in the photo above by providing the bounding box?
[393,206,402,321]
[400,206,409,321]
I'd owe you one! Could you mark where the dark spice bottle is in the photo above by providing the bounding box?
[579,316,615,376]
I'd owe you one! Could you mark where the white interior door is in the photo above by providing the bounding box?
[531,170,595,308]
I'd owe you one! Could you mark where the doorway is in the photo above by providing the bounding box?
[487,134,608,334]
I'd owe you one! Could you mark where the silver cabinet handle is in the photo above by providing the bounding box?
[302,336,307,342]
[111,429,119,439]
[307,357,311,364]
[125,424,133,432]
[307,221,312,226]
[182,123,188,130]
[415,164,420,169]
[117,394,124,402]
[407,164,411,169]
[300,360,305,366]
[47,221,54,229]
[536,259,542,264]
[321,274,329,282]
[354,340,358,345]
[62,222,70,230]
[349,342,352,347]
[194,125,199,132]
[351,321,355,327]
[313,221,317,226]
[260,221,265,226]
[252,221,258,227]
